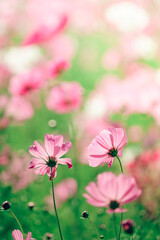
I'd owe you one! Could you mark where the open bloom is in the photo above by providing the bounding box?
[12,230,33,240]
[29,134,72,179]
[83,172,141,213]
[88,127,127,167]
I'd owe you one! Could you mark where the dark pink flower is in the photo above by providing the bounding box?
[46,82,83,114]
[88,128,127,167]
[12,230,33,240]
[45,59,70,79]
[29,134,72,179]
[83,172,141,214]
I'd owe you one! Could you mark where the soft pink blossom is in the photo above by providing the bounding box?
[5,97,34,122]
[46,82,83,114]
[9,68,45,96]
[12,230,33,240]
[127,149,160,214]
[83,172,141,213]
[88,127,127,167]
[0,154,36,192]
[29,134,72,180]
[46,178,77,208]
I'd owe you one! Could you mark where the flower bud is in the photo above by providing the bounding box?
[2,201,11,210]
[81,211,89,219]
[28,202,35,210]
[121,219,134,235]
[46,233,53,239]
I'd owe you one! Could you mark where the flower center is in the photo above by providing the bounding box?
[47,157,57,167]
[109,200,119,210]
[108,148,118,157]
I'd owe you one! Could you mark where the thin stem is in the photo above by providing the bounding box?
[118,211,123,240]
[113,213,118,240]
[9,209,24,235]
[51,167,63,240]
[116,156,123,173]
[88,216,101,240]
[116,156,124,240]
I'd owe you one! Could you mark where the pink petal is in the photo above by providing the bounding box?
[83,193,107,207]
[34,141,48,158]
[96,129,113,150]
[44,134,55,156]
[108,128,127,150]
[88,156,113,167]
[34,165,48,176]
[58,158,72,168]
[26,232,32,240]
[106,208,127,214]
[85,182,108,202]
[97,172,116,192]
[29,142,47,159]
[48,167,57,180]
[12,230,24,240]
[29,158,46,169]
[55,141,72,158]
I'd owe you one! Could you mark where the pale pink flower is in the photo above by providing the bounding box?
[46,82,83,114]
[127,149,160,214]
[88,128,127,167]
[83,172,141,213]
[0,154,36,192]
[29,134,72,180]
[5,97,34,122]
[23,15,68,46]
[46,178,77,208]
[9,68,45,96]
[12,229,33,240]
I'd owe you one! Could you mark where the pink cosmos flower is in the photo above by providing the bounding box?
[29,134,72,180]
[88,128,127,167]
[83,172,141,213]
[9,68,45,96]
[12,230,33,240]
[46,82,83,114]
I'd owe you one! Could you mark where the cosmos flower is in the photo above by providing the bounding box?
[83,172,141,213]
[29,134,72,180]
[12,230,33,240]
[88,128,127,167]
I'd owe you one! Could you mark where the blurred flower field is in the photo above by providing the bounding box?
[1,0,160,239]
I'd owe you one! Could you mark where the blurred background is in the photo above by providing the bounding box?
[1,0,160,239]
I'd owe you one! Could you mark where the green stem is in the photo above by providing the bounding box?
[116,156,123,173]
[113,213,118,240]
[51,167,63,240]
[88,216,101,240]
[9,209,24,235]
[116,156,124,240]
